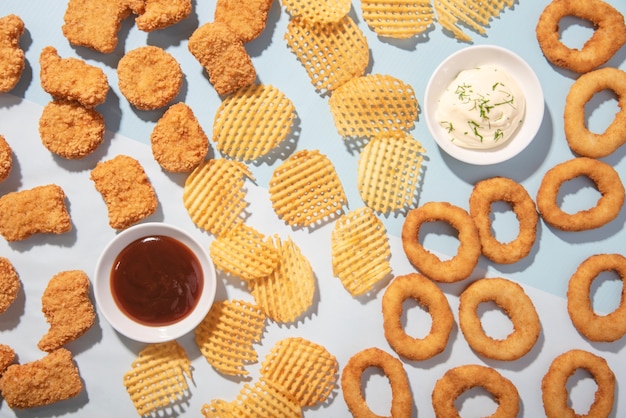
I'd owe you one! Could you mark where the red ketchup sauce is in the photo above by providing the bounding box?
[111,235,203,326]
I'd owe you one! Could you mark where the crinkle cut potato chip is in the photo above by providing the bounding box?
[361,0,435,39]
[213,84,296,161]
[235,378,302,417]
[269,150,347,228]
[358,133,426,213]
[329,74,418,139]
[183,159,253,237]
[285,15,369,94]
[247,236,315,323]
[194,299,266,376]
[331,207,392,296]
[282,0,351,23]
[434,0,515,42]
[123,341,192,417]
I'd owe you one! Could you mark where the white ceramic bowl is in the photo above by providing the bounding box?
[94,222,216,343]
[424,45,544,165]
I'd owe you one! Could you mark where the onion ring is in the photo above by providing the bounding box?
[401,201,480,283]
[541,349,615,418]
[432,364,520,418]
[535,0,626,74]
[458,277,541,361]
[382,273,454,361]
[469,177,538,264]
[536,157,625,231]
[564,67,626,158]
[567,253,626,342]
[341,347,412,418]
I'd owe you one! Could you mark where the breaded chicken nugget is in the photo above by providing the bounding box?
[0,257,19,315]
[0,344,15,375]
[39,100,105,159]
[39,46,109,108]
[0,348,82,409]
[90,155,158,230]
[38,270,95,352]
[214,0,274,43]
[151,102,208,172]
[0,14,25,93]
[0,134,12,183]
[135,0,192,32]
[0,184,72,242]
[188,22,256,96]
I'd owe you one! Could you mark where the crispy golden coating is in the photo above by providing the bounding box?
[0,344,15,375]
[39,46,109,108]
[38,270,95,352]
[39,100,105,159]
[0,257,19,315]
[214,0,273,43]
[0,348,83,409]
[188,22,257,96]
[0,184,72,242]
[150,102,208,172]
[135,0,191,31]
[0,14,24,93]
[0,134,12,183]
[90,155,158,230]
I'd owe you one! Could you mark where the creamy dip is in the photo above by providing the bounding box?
[436,65,525,149]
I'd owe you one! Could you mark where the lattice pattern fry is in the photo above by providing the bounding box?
[361,0,435,38]
[282,0,351,23]
[434,0,516,42]
[234,378,302,418]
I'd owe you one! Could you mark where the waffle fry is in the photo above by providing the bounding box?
[213,84,296,161]
[361,0,435,38]
[331,207,392,296]
[282,0,351,23]
[201,399,241,417]
[434,0,515,42]
[235,378,302,417]
[0,257,19,314]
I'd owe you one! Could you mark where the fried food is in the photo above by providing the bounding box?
[383,273,453,361]
[0,184,71,242]
[39,99,105,159]
[341,347,412,418]
[214,0,273,43]
[232,378,302,417]
[536,0,626,73]
[469,177,538,264]
[90,155,158,230]
[459,277,541,361]
[150,102,208,172]
[361,0,435,39]
[0,14,25,93]
[0,134,12,183]
[0,348,83,409]
[432,364,520,417]
[567,254,626,342]
[282,0,351,23]
[401,201,480,283]
[564,67,626,158]
[536,157,625,231]
[38,270,95,352]
[135,0,191,32]
[188,22,257,96]
[434,0,515,42]
[0,257,19,314]
[0,344,15,375]
[541,349,615,418]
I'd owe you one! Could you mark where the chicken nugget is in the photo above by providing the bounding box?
[39,46,109,108]
[38,270,95,352]
[214,0,274,43]
[0,344,15,375]
[90,155,158,230]
[0,348,82,409]
[39,100,105,159]
[0,257,19,315]
[0,14,25,93]
[188,22,257,96]
[0,134,12,183]
[135,0,192,32]
[0,184,72,242]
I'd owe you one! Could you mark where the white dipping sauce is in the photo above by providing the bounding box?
[436,65,525,149]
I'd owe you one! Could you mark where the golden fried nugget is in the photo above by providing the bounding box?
[0,14,24,93]
[214,0,273,43]
[39,46,109,108]
[188,22,257,96]
[117,46,183,110]
[38,270,95,352]
[90,155,158,230]
[39,100,105,159]
[0,257,19,315]
[150,102,208,172]
[0,348,83,409]
[0,184,71,242]
[0,134,12,183]
[135,0,191,31]
[0,344,15,375]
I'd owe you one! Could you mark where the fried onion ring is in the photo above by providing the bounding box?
[341,347,412,418]
[564,67,626,158]
[469,177,538,264]
[432,364,520,418]
[458,277,540,361]
[536,157,625,231]
[541,349,615,418]
[382,273,453,361]
[536,0,626,74]
[567,253,626,342]
[401,202,480,283]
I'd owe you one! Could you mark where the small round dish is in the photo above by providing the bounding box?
[94,222,216,343]
[424,44,544,165]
